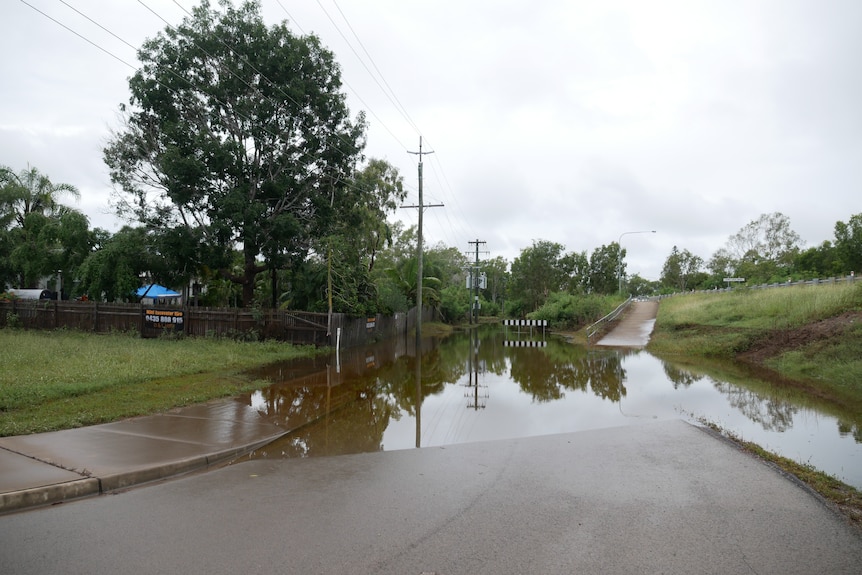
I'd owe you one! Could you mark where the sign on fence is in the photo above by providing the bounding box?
[142,308,184,336]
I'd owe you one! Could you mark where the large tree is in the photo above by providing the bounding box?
[509,240,568,311]
[794,241,843,278]
[723,212,802,281]
[481,255,510,306]
[560,250,589,294]
[77,226,161,302]
[278,159,405,314]
[104,0,366,306]
[589,242,624,295]
[661,246,704,292]
[833,213,862,275]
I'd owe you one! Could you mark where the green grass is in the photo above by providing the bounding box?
[0,329,322,436]
[648,282,862,407]
[655,282,861,331]
[765,319,862,398]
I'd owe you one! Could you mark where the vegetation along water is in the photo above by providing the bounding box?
[645,281,862,524]
[0,330,320,437]
[647,281,862,411]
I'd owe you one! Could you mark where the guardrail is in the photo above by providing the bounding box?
[658,274,858,299]
[586,296,632,344]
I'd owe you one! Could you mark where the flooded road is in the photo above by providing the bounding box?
[241,326,861,489]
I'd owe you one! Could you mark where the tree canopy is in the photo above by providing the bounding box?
[0,165,90,290]
[834,213,862,275]
[661,246,703,292]
[104,0,367,305]
[509,240,569,312]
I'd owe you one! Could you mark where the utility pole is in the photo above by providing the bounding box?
[404,137,443,350]
[467,239,487,324]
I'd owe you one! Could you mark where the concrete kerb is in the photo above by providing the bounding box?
[96,454,211,493]
[0,478,101,515]
[0,431,290,515]
[203,434,289,467]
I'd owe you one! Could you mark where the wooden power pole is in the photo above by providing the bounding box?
[404,137,443,349]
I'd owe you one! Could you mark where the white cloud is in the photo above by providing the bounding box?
[2,0,860,281]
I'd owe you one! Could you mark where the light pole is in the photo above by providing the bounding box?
[618,230,656,295]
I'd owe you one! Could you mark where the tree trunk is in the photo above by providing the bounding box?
[243,248,257,307]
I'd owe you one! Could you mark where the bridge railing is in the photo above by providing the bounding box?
[657,274,858,300]
[586,296,632,344]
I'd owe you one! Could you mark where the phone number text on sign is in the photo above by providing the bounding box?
[145,309,184,325]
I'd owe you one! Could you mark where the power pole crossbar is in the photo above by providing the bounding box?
[467,239,488,324]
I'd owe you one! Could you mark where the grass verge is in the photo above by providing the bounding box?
[648,282,862,408]
[0,329,323,436]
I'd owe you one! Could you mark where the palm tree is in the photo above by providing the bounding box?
[0,164,80,228]
[385,258,442,308]
[1,165,83,289]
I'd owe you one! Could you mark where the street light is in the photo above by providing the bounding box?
[618,230,656,295]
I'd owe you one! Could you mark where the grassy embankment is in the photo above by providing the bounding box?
[648,281,862,409]
[0,330,321,437]
[647,281,862,525]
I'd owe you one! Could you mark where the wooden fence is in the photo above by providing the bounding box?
[0,300,435,349]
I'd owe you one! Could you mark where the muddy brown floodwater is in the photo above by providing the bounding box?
[237,325,862,489]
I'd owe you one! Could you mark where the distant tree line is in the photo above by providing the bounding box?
[658,211,861,294]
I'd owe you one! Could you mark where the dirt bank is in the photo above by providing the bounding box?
[738,311,862,364]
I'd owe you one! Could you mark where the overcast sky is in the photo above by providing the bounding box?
[3,0,860,280]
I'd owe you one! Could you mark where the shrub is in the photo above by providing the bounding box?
[529,292,625,329]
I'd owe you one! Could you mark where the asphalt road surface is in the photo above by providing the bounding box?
[1,420,860,574]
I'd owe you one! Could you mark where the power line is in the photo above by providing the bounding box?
[19,0,138,71]
[278,0,469,240]
[328,0,422,135]
[267,1,474,254]
[270,0,411,151]
[59,0,139,52]
[467,239,488,324]
[23,0,433,252]
[273,0,306,34]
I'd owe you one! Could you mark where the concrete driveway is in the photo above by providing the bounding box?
[596,300,659,348]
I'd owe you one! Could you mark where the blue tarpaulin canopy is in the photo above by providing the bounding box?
[136,284,181,298]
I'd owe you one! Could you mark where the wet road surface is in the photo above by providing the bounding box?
[596,300,658,347]
[2,420,860,574]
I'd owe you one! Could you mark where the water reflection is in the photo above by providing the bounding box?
[238,326,861,489]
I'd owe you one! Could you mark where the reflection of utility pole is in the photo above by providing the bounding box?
[415,353,422,448]
[465,328,488,409]
[405,137,443,349]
